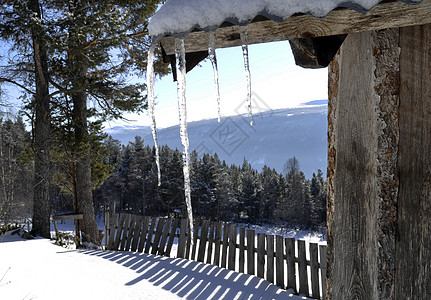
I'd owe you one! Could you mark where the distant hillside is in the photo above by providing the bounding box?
[105,101,327,178]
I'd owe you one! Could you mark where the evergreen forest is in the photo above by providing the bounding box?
[0,118,326,231]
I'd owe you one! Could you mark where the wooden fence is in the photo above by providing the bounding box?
[105,212,327,300]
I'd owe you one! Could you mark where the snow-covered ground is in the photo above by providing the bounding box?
[0,227,312,300]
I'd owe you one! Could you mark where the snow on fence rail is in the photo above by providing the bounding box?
[104,212,327,300]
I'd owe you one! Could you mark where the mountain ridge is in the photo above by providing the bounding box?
[105,103,328,178]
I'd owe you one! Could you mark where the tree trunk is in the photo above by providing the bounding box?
[30,0,51,239]
[73,90,100,245]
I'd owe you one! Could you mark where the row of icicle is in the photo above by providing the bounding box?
[146,27,254,243]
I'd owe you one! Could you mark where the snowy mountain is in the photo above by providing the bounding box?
[105,101,327,178]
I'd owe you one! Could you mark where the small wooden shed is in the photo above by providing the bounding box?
[151,0,431,299]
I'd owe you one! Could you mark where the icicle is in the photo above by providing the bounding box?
[241,25,253,126]
[208,31,221,123]
[146,38,162,186]
[175,38,194,244]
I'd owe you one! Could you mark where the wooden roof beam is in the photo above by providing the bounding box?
[160,0,431,55]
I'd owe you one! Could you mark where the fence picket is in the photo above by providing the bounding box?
[221,223,229,269]
[190,219,200,260]
[108,212,118,250]
[206,222,215,264]
[198,220,210,262]
[266,235,274,284]
[213,222,223,266]
[158,218,173,255]
[298,240,309,296]
[257,233,265,278]
[151,218,166,255]
[285,238,296,292]
[165,218,179,257]
[105,213,327,299]
[131,216,144,252]
[275,235,284,288]
[125,214,137,251]
[310,243,320,299]
[113,213,126,250]
[319,245,327,300]
[239,227,245,273]
[177,218,187,258]
[247,229,255,275]
[144,217,157,254]
[228,225,237,271]
[137,216,150,253]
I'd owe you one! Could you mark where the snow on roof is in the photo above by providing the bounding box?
[148,0,421,37]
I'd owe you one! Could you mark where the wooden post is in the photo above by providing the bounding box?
[285,238,296,292]
[239,227,245,273]
[275,235,284,289]
[327,24,431,299]
[309,243,320,299]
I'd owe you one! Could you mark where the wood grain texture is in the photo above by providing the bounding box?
[319,245,327,300]
[113,213,126,250]
[327,28,403,299]
[160,0,431,55]
[395,23,431,299]
[125,214,136,251]
[221,223,229,268]
[144,217,157,254]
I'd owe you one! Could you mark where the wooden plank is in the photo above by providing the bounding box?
[285,238,296,292]
[246,229,255,275]
[131,216,144,252]
[213,222,223,266]
[165,218,179,257]
[396,24,431,300]
[221,223,230,268]
[228,225,237,271]
[309,243,320,299]
[120,214,132,251]
[298,240,309,296]
[266,235,275,284]
[160,0,431,55]
[144,217,157,254]
[151,218,166,255]
[177,218,188,259]
[239,227,245,273]
[319,245,327,300]
[137,216,150,253]
[206,221,215,264]
[185,223,192,260]
[158,218,173,255]
[190,219,200,261]
[275,235,284,288]
[197,220,210,262]
[113,213,126,250]
[257,232,265,278]
[125,214,137,251]
[108,212,118,250]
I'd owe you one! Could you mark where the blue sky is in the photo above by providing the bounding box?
[107,40,328,129]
